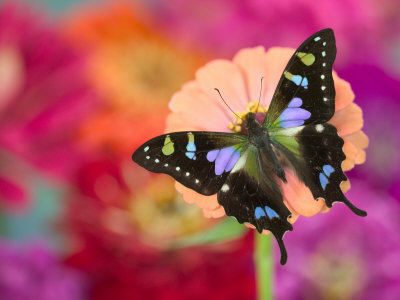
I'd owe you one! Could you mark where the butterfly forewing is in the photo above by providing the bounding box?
[265,29,336,129]
[132,132,247,195]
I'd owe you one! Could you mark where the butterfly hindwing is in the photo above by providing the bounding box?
[265,28,336,129]
[132,132,247,195]
[133,131,293,264]
[218,145,293,264]
[270,124,366,216]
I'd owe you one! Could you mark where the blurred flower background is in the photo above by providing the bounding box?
[0,0,399,299]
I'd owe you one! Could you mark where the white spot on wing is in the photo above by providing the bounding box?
[155,159,159,163]
[321,75,325,79]
[221,184,230,192]
[231,151,248,174]
[144,146,149,152]
[322,51,326,57]
[323,42,327,46]
[316,124,324,132]
[195,179,199,184]
[185,172,190,176]
[164,163,168,167]
[314,36,321,41]
[146,156,150,159]
[176,167,180,171]
[274,126,304,137]
[321,86,326,91]
[322,63,326,67]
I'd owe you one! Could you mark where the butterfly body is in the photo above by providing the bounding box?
[245,112,287,182]
[132,29,367,265]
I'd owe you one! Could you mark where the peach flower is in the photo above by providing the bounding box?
[166,46,368,230]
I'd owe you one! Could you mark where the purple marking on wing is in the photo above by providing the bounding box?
[288,97,302,107]
[215,147,235,175]
[224,150,241,172]
[206,149,220,162]
[280,120,305,128]
[280,107,311,121]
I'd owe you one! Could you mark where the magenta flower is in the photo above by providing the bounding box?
[275,180,400,299]
[145,0,399,66]
[339,64,400,200]
[0,2,99,179]
[0,242,86,300]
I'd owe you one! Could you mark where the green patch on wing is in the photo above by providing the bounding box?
[270,127,303,156]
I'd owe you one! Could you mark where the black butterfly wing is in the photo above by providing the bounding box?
[264,28,366,216]
[132,131,247,195]
[264,28,336,129]
[132,132,293,264]
[270,125,366,216]
[217,145,293,264]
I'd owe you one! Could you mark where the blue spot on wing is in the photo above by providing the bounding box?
[255,207,266,219]
[185,152,196,159]
[301,77,308,88]
[291,75,302,86]
[186,142,196,152]
[265,206,279,219]
[319,173,329,190]
[323,165,335,176]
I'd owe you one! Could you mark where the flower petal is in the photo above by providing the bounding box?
[330,103,363,136]
[263,48,294,107]
[195,59,249,113]
[334,72,355,111]
[281,169,328,217]
[233,46,268,105]
[175,181,220,210]
[342,140,359,171]
[169,80,230,131]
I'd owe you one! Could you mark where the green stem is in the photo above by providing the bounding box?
[255,232,274,300]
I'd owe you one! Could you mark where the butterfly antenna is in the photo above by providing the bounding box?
[255,76,264,113]
[214,88,243,120]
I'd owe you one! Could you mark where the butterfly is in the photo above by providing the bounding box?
[132,28,367,265]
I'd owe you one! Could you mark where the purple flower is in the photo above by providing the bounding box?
[0,242,87,300]
[275,180,400,299]
[339,64,400,199]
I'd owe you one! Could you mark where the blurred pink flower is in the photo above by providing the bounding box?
[275,180,400,299]
[0,241,86,300]
[142,0,400,66]
[0,2,99,181]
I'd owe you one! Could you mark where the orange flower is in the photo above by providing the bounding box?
[166,46,368,228]
[63,2,206,155]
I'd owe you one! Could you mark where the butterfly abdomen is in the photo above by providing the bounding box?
[246,113,287,182]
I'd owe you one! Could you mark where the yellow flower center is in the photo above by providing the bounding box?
[310,251,366,300]
[227,101,268,133]
[129,176,212,248]
[91,39,201,109]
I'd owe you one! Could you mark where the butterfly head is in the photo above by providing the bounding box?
[245,112,263,133]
